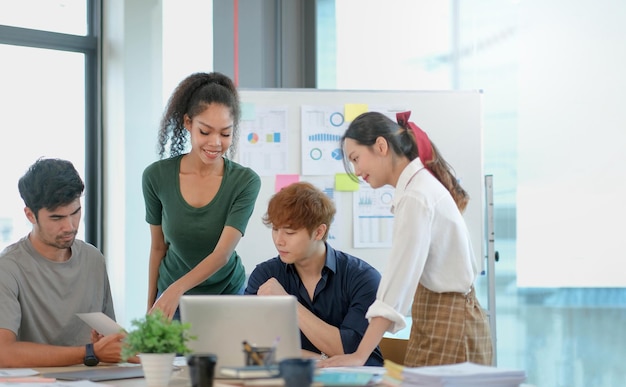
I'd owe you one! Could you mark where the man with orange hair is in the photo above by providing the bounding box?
[245,182,383,366]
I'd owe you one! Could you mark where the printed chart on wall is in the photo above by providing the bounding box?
[304,176,343,244]
[353,182,395,248]
[301,105,347,176]
[300,105,408,176]
[239,104,289,176]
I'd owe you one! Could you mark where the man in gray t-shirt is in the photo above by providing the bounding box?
[0,158,136,367]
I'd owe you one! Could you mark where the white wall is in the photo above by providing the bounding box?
[103,0,213,328]
[516,0,626,287]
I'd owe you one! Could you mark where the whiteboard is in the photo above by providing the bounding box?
[235,88,484,276]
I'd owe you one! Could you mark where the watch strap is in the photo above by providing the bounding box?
[84,343,99,366]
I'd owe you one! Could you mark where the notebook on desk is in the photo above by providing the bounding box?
[42,365,144,381]
[180,295,301,376]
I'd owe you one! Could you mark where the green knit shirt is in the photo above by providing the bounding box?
[142,155,261,295]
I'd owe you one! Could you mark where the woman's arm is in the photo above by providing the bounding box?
[149,226,243,319]
[147,225,167,311]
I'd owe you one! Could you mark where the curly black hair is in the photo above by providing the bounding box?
[157,72,240,159]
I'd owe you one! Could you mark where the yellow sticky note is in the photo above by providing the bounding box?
[344,104,368,123]
[335,173,360,192]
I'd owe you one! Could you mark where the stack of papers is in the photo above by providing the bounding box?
[381,360,403,385]
[400,362,526,387]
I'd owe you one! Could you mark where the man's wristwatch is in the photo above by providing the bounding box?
[84,343,100,366]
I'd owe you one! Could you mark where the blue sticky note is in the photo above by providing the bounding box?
[241,102,255,121]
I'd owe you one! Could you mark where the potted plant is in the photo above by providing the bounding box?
[122,309,196,387]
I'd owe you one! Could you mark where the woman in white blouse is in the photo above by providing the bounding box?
[319,111,492,367]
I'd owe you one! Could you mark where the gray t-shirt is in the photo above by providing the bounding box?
[0,236,115,346]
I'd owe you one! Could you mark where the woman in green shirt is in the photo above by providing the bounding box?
[142,72,261,320]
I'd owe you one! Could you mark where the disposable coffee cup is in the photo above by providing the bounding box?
[188,353,217,387]
[278,357,315,387]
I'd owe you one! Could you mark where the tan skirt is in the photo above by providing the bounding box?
[404,283,493,367]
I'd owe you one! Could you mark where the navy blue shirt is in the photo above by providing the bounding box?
[245,243,383,366]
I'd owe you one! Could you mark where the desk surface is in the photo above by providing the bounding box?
[34,364,532,387]
[31,365,396,387]
[34,365,187,386]
[32,365,303,386]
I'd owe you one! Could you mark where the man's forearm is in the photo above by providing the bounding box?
[296,303,344,356]
[0,341,84,368]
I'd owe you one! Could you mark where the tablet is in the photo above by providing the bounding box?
[42,366,144,381]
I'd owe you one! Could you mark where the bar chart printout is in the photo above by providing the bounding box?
[240,106,289,176]
[353,183,394,248]
[301,105,347,176]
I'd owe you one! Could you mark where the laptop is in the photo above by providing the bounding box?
[42,366,144,381]
[180,295,301,374]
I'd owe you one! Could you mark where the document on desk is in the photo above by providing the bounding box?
[0,381,109,386]
[220,365,281,379]
[0,369,39,377]
[76,312,125,335]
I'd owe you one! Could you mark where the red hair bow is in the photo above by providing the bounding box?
[396,111,433,167]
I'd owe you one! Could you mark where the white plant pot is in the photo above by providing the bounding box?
[139,353,176,387]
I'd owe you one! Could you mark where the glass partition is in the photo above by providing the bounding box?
[317,1,626,385]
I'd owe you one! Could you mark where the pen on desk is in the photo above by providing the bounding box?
[268,336,280,363]
[271,336,280,349]
[242,340,263,365]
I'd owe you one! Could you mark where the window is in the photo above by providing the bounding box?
[0,0,87,35]
[0,0,100,249]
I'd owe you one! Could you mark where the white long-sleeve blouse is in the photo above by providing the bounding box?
[365,158,479,333]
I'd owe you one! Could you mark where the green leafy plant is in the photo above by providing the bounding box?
[121,309,196,360]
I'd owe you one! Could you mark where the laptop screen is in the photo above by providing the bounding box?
[179,295,301,372]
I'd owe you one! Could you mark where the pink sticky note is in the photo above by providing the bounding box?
[275,174,300,192]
